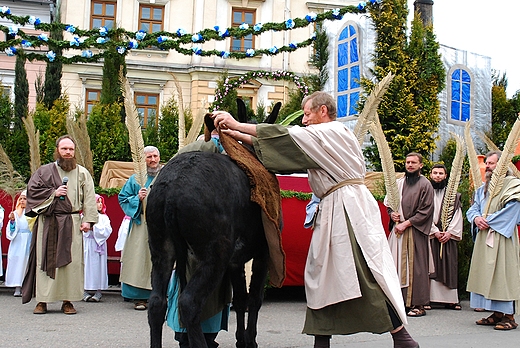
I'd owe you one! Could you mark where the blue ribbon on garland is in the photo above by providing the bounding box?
[0,4,374,62]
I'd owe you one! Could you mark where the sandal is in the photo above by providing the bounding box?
[474,308,486,312]
[407,307,426,317]
[423,305,432,310]
[494,315,518,330]
[445,303,462,310]
[476,312,503,326]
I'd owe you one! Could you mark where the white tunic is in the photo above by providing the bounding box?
[288,122,407,323]
[5,209,31,287]
[83,213,112,290]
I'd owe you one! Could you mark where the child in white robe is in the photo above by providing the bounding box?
[83,194,112,302]
[5,192,31,297]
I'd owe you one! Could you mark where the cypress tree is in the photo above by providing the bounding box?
[100,43,126,106]
[14,54,29,128]
[309,25,330,91]
[43,13,63,109]
[9,56,31,178]
[364,0,443,171]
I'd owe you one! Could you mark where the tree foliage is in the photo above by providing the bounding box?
[14,55,29,127]
[101,44,126,105]
[43,17,63,109]
[40,97,69,163]
[490,71,517,148]
[87,103,130,183]
[0,83,13,146]
[363,1,444,171]
[155,97,193,161]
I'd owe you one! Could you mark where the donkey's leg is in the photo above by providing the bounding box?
[180,241,232,348]
[244,252,269,348]
[229,263,248,348]
[148,226,175,348]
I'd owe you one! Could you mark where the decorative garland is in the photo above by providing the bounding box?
[211,70,309,111]
[0,2,381,63]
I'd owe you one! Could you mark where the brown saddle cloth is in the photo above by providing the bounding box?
[219,131,286,288]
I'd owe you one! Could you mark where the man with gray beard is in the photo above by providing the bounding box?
[387,152,434,318]
[427,164,462,310]
[118,146,162,310]
[466,151,520,330]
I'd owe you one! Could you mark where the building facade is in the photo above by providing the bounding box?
[1,0,491,157]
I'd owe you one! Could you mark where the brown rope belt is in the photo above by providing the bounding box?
[321,178,365,199]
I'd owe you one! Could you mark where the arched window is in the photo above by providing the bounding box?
[336,23,361,118]
[448,67,472,122]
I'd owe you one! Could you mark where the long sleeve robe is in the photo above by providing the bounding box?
[386,176,434,307]
[429,190,463,303]
[118,174,155,296]
[466,176,520,313]
[84,213,112,291]
[252,122,407,335]
[5,209,32,287]
[22,163,97,303]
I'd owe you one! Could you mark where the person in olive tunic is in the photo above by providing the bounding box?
[212,92,419,348]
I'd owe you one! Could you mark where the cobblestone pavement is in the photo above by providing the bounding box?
[0,284,518,347]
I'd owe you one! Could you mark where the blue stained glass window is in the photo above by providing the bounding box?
[349,25,356,36]
[452,81,460,101]
[450,68,472,122]
[461,103,470,121]
[339,27,349,41]
[462,70,470,82]
[338,43,348,66]
[452,69,460,80]
[349,92,359,116]
[451,101,460,121]
[336,22,361,118]
[338,95,348,118]
[350,66,360,89]
[462,82,470,102]
[350,38,358,63]
[338,69,349,92]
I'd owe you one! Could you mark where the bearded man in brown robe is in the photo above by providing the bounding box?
[22,135,97,315]
[428,164,462,310]
[387,152,434,317]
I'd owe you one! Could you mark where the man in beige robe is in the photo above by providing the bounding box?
[23,135,97,315]
[466,151,520,330]
[213,91,419,348]
[118,146,161,310]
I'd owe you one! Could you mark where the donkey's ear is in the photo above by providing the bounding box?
[264,102,281,124]
[204,113,215,141]
[237,98,248,123]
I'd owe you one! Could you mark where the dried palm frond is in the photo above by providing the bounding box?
[66,110,94,176]
[354,72,394,145]
[169,73,186,149]
[22,113,41,174]
[440,133,466,231]
[477,130,520,178]
[464,122,482,190]
[120,70,147,187]
[483,116,520,216]
[185,99,207,145]
[0,144,26,210]
[368,113,399,212]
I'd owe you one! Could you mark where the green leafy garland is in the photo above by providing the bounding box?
[0,5,368,63]
[211,70,309,111]
[95,185,312,200]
